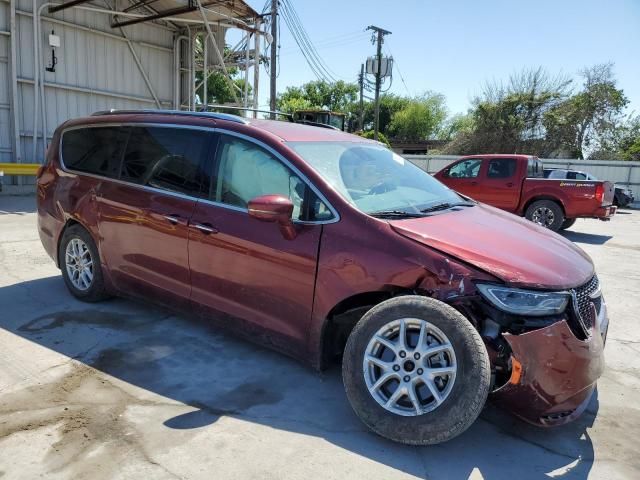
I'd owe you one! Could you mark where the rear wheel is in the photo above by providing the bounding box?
[560,218,576,231]
[59,224,110,302]
[342,296,490,445]
[525,200,565,232]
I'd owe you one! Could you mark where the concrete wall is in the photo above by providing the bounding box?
[406,155,640,199]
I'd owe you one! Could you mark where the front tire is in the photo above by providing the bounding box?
[59,224,110,302]
[525,200,565,232]
[560,218,576,231]
[342,296,490,445]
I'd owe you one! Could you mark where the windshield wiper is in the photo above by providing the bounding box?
[369,210,426,218]
[420,201,475,213]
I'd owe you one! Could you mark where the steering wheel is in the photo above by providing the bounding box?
[368,181,396,195]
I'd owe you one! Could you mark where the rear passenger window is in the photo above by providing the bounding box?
[62,127,128,178]
[121,127,210,196]
[488,158,516,178]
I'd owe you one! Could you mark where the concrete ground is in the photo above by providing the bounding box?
[0,196,638,480]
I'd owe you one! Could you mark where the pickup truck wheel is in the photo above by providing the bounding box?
[560,218,576,230]
[342,296,490,445]
[59,225,110,302]
[525,200,565,232]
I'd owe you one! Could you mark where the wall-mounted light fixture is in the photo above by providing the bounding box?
[46,30,60,73]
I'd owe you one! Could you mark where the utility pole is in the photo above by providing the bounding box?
[269,0,278,119]
[366,25,391,140]
[358,63,364,131]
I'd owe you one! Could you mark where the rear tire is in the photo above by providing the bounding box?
[525,200,565,232]
[59,224,110,302]
[342,295,490,445]
[560,218,576,231]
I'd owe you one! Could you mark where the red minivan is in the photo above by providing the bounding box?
[37,110,608,445]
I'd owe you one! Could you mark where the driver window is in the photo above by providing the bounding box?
[214,135,325,221]
[121,126,210,196]
[447,159,482,178]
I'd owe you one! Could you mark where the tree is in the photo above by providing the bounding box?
[438,113,475,141]
[350,94,411,135]
[544,63,628,158]
[444,67,571,155]
[277,80,358,114]
[387,93,447,141]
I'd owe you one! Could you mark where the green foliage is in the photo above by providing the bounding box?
[444,64,631,159]
[544,64,628,158]
[444,67,570,155]
[387,93,447,141]
[357,130,391,147]
[438,113,475,141]
[277,80,358,113]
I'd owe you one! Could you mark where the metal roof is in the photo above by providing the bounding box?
[49,0,259,31]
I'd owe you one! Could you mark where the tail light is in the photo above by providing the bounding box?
[595,184,605,205]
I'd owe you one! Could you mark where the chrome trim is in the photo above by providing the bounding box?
[163,214,180,224]
[191,223,216,234]
[58,122,341,225]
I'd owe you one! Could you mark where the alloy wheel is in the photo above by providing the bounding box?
[363,318,457,416]
[65,238,94,291]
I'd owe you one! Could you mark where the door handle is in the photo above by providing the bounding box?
[471,181,478,186]
[163,214,182,225]
[190,222,218,234]
[506,182,514,187]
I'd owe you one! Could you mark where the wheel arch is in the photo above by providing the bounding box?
[317,287,414,370]
[55,217,97,268]
[522,195,566,217]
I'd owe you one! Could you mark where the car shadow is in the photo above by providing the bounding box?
[0,195,37,215]
[561,231,612,245]
[0,276,597,479]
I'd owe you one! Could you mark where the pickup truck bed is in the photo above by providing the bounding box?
[434,154,616,231]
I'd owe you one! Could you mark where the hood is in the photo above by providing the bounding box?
[390,204,594,290]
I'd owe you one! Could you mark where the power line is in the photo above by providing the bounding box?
[384,45,410,96]
[279,0,345,82]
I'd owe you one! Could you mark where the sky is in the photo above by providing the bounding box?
[238,0,640,117]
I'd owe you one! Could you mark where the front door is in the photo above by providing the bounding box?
[188,133,329,355]
[440,158,483,200]
[474,157,520,211]
[98,125,212,309]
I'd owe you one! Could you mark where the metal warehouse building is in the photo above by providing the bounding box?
[1,0,263,193]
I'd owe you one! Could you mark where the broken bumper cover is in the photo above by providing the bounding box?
[491,301,608,426]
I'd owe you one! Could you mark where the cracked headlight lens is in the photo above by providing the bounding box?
[476,284,570,316]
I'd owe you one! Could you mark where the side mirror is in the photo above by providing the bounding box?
[248,194,296,240]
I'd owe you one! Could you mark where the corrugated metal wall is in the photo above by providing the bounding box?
[406,155,640,199]
[1,1,11,165]
[2,0,177,190]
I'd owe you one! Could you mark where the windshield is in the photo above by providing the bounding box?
[288,141,464,215]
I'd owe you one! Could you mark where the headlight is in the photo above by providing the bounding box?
[476,284,570,316]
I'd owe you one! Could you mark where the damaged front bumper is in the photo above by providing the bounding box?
[491,300,608,426]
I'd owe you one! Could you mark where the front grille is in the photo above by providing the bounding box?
[572,275,601,333]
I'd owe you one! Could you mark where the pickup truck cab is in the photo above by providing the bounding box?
[434,154,616,231]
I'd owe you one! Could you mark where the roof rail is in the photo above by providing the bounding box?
[91,109,249,125]
[203,104,293,121]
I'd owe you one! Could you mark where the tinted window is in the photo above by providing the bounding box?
[121,127,210,196]
[488,158,516,178]
[214,135,332,221]
[62,127,128,178]
[447,159,482,178]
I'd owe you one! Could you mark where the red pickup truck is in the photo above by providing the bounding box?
[434,154,616,231]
